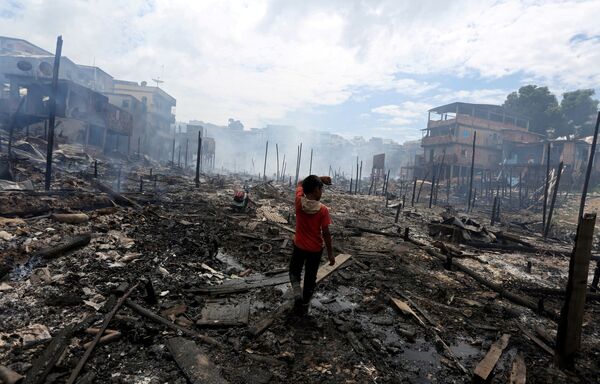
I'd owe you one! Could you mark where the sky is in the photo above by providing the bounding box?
[1,0,600,143]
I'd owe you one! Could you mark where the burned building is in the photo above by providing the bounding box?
[112,80,176,161]
[416,102,540,182]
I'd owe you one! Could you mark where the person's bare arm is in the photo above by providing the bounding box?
[322,225,334,265]
[320,176,332,185]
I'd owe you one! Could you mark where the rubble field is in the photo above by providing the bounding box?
[1,141,600,384]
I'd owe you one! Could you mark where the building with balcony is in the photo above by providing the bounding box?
[417,102,541,181]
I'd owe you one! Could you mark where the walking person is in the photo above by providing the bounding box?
[289,175,334,315]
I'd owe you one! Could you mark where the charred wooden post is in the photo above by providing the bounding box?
[395,200,402,224]
[384,169,391,199]
[403,227,409,241]
[544,161,563,238]
[263,141,269,181]
[577,112,600,222]
[429,162,435,208]
[195,131,202,187]
[518,172,522,208]
[467,131,477,212]
[358,160,363,193]
[93,160,97,178]
[555,213,597,369]
[543,142,551,229]
[44,36,63,191]
[171,137,175,166]
[276,143,280,181]
[144,278,157,305]
[349,178,353,194]
[150,168,153,178]
[154,175,157,191]
[368,174,375,195]
[184,138,189,169]
[411,177,417,206]
[491,195,498,226]
[139,176,143,193]
[137,136,141,158]
[355,157,359,194]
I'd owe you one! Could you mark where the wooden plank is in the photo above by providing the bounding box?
[248,253,351,337]
[188,273,289,295]
[473,334,511,381]
[196,300,249,326]
[517,324,553,355]
[166,337,228,384]
[509,353,526,384]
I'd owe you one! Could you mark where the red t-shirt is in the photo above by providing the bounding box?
[294,185,332,252]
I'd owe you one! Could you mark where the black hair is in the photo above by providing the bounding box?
[302,175,323,194]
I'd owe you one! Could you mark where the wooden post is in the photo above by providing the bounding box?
[411,177,417,207]
[294,143,302,188]
[384,168,391,199]
[309,148,313,175]
[395,200,401,223]
[276,143,280,181]
[44,36,63,191]
[518,172,522,208]
[544,161,563,238]
[137,136,141,158]
[491,195,498,226]
[429,161,435,209]
[195,131,201,187]
[358,160,363,194]
[263,141,268,181]
[467,131,477,211]
[185,138,189,169]
[543,142,551,229]
[349,178,353,194]
[171,137,175,166]
[577,112,600,222]
[93,160,97,178]
[555,213,597,368]
[355,156,359,194]
[139,176,143,192]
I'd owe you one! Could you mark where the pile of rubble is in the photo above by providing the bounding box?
[1,138,599,383]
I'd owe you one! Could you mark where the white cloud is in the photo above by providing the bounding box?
[0,0,598,133]
[372,101,432,126]
[433,88,510,105]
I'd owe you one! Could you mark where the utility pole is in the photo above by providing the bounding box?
[44,36,63,191]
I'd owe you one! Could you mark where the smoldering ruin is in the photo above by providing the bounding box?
[1,23,600,384]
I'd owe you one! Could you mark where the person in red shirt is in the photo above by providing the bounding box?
[290,175,334,315]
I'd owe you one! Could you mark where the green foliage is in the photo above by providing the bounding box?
[503,85,599,138]
[559,89,599,137]
[503,85,562,136]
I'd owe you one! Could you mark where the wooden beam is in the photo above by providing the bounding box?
[555,213,597,368]
[473,334,511,381]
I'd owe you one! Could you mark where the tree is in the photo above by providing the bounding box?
[559,89,599,137]
[503,85,563,136]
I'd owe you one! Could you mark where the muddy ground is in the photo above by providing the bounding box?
[1,145,600,383]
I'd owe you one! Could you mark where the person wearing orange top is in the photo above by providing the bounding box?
[290,175,334,315]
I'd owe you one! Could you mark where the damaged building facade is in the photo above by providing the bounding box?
[0,36,176,159]
[414,102,599,191]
